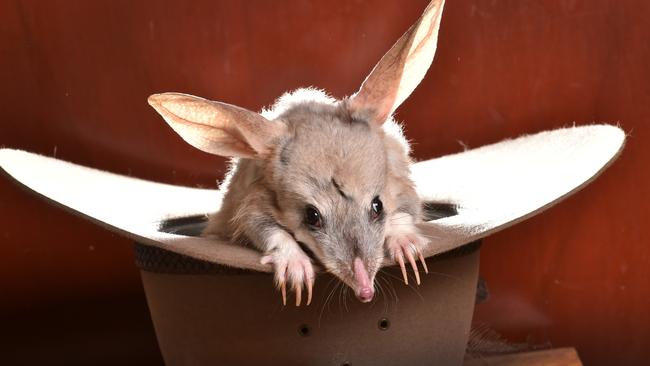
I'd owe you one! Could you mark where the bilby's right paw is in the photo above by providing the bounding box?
[261,245,314,306]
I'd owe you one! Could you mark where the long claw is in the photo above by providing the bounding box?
[418,251,429,274]
[395,251,408,285]
[281,281,287,306]
[405,247,420,285]
[306,277,313,306]
[295,284,302,307]
[302,262,314,306]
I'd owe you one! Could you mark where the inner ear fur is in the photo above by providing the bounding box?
[148,93,287,159]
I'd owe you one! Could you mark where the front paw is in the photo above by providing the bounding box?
[385,232,429,285]
[261,245,314,306]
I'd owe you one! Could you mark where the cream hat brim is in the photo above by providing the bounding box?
[0,124,625,272]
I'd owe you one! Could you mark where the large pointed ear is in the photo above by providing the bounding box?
[148,93,287,159]
[348,0,445,124]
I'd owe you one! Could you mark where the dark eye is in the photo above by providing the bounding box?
[304,205,322,229]
[371,196,383,220]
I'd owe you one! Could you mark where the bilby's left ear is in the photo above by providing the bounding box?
[348,0,445,125]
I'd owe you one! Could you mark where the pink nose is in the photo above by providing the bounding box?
[357,287,374,302]
[353,257,374,302]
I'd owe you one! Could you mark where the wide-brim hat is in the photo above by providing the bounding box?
[0,124,625,272]
[0,125,624,366]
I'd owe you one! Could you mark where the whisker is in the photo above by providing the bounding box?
[379,271,424,300]
[337,282,345,313]
[388,213,412,221]
[373,280,382,309]
[381,265,468,287]
[318,279,340,326]
[379,272,399,304]
[376,273,393,312]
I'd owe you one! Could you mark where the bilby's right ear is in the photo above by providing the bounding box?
[148,93,287,159]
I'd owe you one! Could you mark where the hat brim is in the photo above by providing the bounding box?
[0,124,625,272]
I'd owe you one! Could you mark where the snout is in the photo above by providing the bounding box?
[357,286,375,303]
[353,257,375,303]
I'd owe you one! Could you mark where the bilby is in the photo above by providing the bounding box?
[148,0,445,306]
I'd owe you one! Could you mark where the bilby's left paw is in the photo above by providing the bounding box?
[385,232,429,285]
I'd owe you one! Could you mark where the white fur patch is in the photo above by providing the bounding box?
[385,212,419,238]
[264,230,296,253]
[261,88,337,120]
[382,118,411,154]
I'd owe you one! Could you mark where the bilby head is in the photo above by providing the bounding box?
[264,93,391,302]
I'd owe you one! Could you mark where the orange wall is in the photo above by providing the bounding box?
[1,1,649,365]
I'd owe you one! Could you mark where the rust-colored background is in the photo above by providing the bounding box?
[1,0,648,365]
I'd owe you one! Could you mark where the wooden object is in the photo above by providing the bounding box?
[465,348,582,366]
